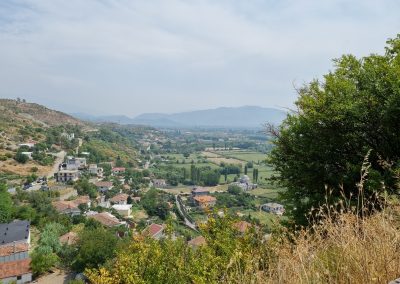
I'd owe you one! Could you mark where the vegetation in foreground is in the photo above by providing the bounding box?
[86,193,400,283]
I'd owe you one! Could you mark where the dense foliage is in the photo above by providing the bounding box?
[269,35,400,222]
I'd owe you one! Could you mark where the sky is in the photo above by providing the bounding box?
[0,0,399,117]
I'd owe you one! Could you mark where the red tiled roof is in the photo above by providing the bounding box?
[59,232,78,245]
[193,195,216,203]
[110,193,129,203]
[89,212,121,227]
[188,236,206,247]
[0,243,29,257]
[73,195,90,205]
[0,258,31,279]
[95,181,113,187]
[52,201,78,212]
[143,223,164,237]
[234,221,252,233]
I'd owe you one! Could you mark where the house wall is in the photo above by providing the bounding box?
[1,273,32,284]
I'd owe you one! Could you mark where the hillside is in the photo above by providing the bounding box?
[0,99,85,128]
[73,106,287,128]
[0,99,89,178]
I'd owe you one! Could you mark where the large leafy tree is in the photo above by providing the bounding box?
[0,183,12,223]
[268,35,400,223]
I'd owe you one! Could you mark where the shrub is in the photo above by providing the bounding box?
[15,152,29,163]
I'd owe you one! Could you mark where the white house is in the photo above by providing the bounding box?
[112,204,132,217]
[261,203,285,215]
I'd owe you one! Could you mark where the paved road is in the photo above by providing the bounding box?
[175,195,197,231]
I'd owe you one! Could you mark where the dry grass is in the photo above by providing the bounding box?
[261,204,400,283]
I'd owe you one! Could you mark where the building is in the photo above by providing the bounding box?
[54,170,79,183]
[52,201,81,216]
[0,220,32,284]
[65,157,87,170]
[95,181,114,192]
[86,212,125,228]
[152,179,167,188]
[261,203,285,215]
[73,195,92,208]
[142,223,164,240]
[18,141,36,148]
[191,187,210,197]
[112,167,126,175]
[112,204,132,217]
[232,175,257,191]
[110,193,129,205]
[193,195,217,210]
[96,195,111,208]
[89,164,103,177]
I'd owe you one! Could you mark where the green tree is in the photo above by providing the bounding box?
[268,35,400,223]
[15,152,29,163]
[72,227,118,271]
[0,183,12,223]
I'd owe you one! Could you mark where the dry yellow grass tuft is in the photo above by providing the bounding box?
[261,204,400,283]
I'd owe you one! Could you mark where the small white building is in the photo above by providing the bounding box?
[261,203,285,215]
[20,152,33,159]
[112,204,132,217]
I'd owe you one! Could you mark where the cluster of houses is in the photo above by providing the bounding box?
[54,156,129,183]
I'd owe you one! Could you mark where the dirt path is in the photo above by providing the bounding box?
[34,269,74,284]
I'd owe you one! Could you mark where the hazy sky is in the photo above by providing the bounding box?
[0,0,399,116]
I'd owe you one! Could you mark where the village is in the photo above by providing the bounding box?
[0,124,284,283]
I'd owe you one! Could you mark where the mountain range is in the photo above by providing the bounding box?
[72,106,287,129]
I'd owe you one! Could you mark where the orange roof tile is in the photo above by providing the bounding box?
[52,201,78,212]
[0,258,31,279]
[59,232,78,245]
[234,221,252,233]
[188,236,206,247]
[110,193,129,203]
[143,223,164,237]
[193,195,216,203]
[0,243,29,257]
[89,212,121,227]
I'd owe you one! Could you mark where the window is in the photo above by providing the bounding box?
[17,275,22,280]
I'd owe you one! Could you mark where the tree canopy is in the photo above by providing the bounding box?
[268,35,400,223]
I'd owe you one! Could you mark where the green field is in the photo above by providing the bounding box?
[216,150,267,163]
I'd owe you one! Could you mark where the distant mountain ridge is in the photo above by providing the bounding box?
[72,106,287,128]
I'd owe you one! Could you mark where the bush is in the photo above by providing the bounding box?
[15,152,29,163]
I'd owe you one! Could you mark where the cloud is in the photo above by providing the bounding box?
[0,0,399,115]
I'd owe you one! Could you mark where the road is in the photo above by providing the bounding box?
[25,150,66,192]
[48,150,66,179]
[175,195,197,231]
